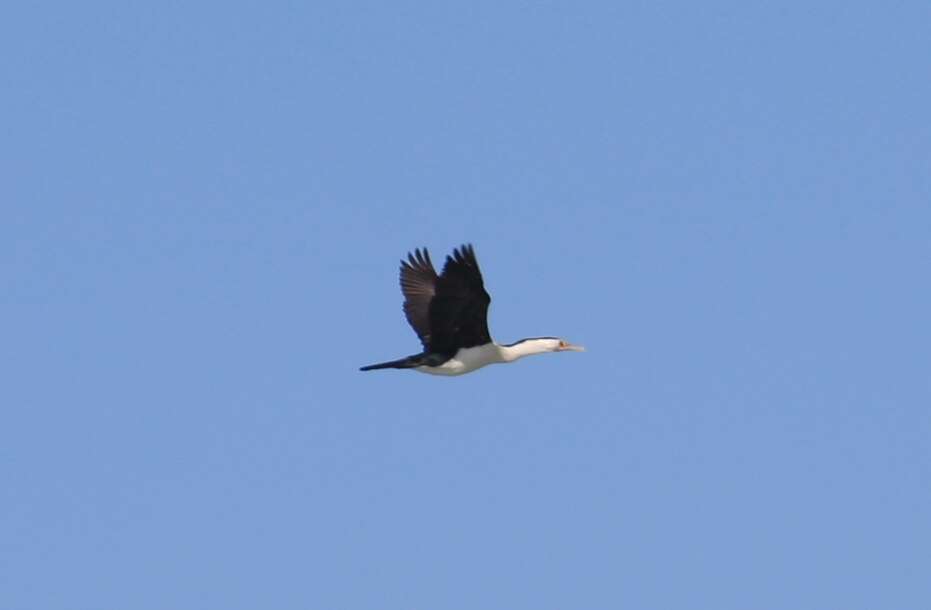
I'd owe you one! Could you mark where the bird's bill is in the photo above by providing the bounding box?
[558,342,585,352]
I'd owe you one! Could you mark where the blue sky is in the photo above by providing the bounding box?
[3,1,930,608]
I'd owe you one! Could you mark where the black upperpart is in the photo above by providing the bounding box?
[399,244,492,354]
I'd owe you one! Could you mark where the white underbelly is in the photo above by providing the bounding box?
[414,345,501,376]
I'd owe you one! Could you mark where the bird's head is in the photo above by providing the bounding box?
[523,337,585,352]
[555,338,585,352]
[499,337,585,362]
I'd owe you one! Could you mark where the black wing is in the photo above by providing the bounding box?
[399,248,438,349]
[428,244,492,352]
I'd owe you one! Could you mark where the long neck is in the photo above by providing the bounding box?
[496,338,556,362]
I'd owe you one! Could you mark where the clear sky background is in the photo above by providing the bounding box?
[3,1,930,608]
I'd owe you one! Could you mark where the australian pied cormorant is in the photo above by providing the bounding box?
[360,244,584,376]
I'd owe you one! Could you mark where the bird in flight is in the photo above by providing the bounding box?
[360,244,584,376]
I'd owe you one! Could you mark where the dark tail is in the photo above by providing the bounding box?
[359,356,419,372]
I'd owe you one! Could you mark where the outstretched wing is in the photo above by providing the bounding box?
[429,244,492,352]
[399,248,438,349]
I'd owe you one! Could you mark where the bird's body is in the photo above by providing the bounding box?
[360,244,583,376]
